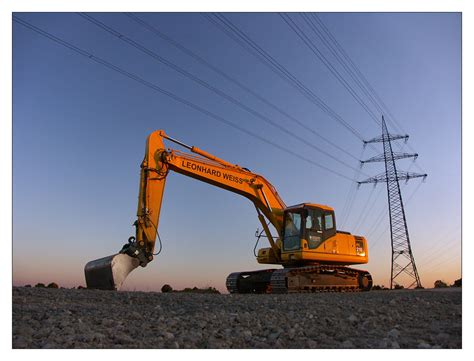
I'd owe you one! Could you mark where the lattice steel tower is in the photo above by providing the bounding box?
[358,116,426,289]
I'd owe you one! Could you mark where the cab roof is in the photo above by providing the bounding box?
[285,203,334,212]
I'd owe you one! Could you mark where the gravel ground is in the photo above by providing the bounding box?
[12,286,461,349]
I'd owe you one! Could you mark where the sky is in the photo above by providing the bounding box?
[12,12,461,292]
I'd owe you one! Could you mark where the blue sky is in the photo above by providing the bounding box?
[13,12,461,290]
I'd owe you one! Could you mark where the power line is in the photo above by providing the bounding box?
[339,176,362,229]
[420,241,461,268]
[340,184,358,229]
[368,180,421,249]
[124,12,360,163]
[308,12,410,159]
[418,237,461,264]
[362,179,408,241]
[350,186,376,233]
[365,204,388,240]
[365,184,409,244]
[204,13,375,148]
[339,147,365,229]
[346,167,413,239]
[304,13,396,131]
[280,13,382,127]
[416,228,461,263]
[353,185,384,234]
[339,178,357,229]
[78,12,366,176]
[311,13,426,174]
[369,183,416,242]
[312,13,405,133]
[13,15,355,182]
[425,247,461,271]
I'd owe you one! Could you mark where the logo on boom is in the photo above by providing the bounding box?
[181,160,244,184]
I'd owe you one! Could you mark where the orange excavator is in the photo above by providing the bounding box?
[85,130,372,293]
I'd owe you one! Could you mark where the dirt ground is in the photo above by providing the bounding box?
[12,286,461,349]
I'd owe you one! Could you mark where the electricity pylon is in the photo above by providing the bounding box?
[358,116,426,289]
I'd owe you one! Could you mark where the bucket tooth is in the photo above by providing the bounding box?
[84,253,140,290]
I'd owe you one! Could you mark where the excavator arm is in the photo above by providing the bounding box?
[85,130,286,290]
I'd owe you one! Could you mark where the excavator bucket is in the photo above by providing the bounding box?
[84,253,140,290]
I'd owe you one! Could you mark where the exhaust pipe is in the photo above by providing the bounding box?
[84,253,140,290]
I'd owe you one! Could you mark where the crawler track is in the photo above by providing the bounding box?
[226,265,372,294]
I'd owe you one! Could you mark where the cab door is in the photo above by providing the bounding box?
[322,212,336,240]
[304,208,323,249]
[282,210,303,251]
[322,211,337,253]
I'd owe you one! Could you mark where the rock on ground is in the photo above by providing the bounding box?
[12,287,461,349]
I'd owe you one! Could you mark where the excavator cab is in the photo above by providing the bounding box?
[257,203,368,266]
[282,204,335,252]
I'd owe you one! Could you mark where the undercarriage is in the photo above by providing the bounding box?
[226,265,372,293]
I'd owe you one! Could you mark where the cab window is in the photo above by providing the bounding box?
[305,208,323,249]
[283,212,302,251]
[324,214,334,230]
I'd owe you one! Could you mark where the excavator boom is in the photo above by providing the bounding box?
[85,130,286,290]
